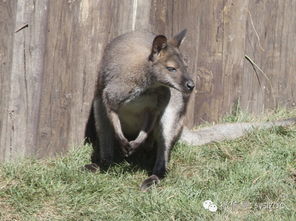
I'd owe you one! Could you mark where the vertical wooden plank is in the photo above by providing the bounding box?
[107,0,134,38]
[0,0,48,161]
[67,0,112,152]
[221,0,249,114]
[35,0,105,157]
[149,0,174,35]
[242,0,296,113]
[282,0,296,109]
[188,0,225,126]
[133,0,152,31]
[0,0,16,161]
[6,1,29,159]
[242,0,273,113]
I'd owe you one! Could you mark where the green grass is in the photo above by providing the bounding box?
[0,110,295,220]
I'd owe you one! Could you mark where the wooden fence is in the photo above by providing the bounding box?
[0,0,295,161]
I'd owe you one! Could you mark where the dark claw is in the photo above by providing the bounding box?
[140,175,160,192]
[83,163,100,172]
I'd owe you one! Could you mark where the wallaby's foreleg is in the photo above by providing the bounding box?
[128,111,157,155]
[109,110,130,156]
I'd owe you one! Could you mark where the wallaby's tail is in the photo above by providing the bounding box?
[180,118,296,146]
[84,102,97,146]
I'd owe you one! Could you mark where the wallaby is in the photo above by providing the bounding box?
[84,30,296,191]
[85,29,194,191]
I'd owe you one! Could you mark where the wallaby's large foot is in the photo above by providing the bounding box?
[140,175,160,192]
[84,163,100,172]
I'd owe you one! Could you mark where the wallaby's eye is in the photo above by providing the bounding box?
[166,67,176,72]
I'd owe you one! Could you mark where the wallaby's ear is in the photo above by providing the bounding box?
[149,35,167,61]
[171,29,187,48]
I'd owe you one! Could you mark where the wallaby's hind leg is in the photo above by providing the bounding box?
[140,93,185,191]
[140,130,172,191]
[85,134,100,172]
[93,98,115,170]
[140,131,181,191]
[84,102,100,172]
[140,133,169,191]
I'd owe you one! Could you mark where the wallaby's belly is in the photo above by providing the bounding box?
[118,93,159,139]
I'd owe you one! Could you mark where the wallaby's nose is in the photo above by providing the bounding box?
[185,80,195,91]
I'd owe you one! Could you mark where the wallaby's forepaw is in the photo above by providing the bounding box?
[83,163,100,172]
[119,139,130,157]
[127,140,141,156]
[140,175,160,192]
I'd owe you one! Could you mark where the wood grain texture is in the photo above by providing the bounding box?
[242,0,296,112]
[0,0,48,160]
[0,0,295,161]
[0,0,16,161]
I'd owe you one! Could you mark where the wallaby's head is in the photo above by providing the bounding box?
[148,29,195,94]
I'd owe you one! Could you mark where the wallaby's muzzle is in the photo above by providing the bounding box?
[185,79,195,92]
